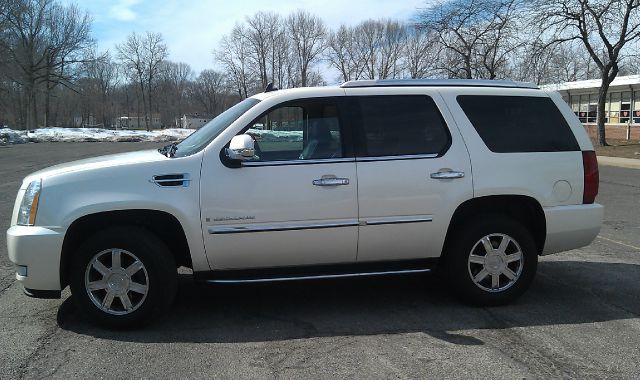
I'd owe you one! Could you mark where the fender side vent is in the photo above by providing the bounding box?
[151,173,191,187]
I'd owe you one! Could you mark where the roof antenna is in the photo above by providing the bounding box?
[264,82,278,93]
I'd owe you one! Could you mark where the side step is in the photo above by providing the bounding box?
[194,259,437,284]
[207,268,432,284]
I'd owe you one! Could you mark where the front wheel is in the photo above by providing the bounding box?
[444,215,538,305]
[69,227,177,328]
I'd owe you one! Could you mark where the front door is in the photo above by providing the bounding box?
[200,96,358,269]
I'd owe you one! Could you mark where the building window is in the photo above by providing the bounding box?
[610,92,621,124]
[621,91,631,124]
[578,94,588,123]
[634,91,640,124]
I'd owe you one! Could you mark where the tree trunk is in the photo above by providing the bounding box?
[138,80,147,131]
[596,82,609,147]
[44,82,51,128]
[146,79,152,131]
[26,85,38,131]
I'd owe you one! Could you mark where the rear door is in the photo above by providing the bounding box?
[344,88,473,262]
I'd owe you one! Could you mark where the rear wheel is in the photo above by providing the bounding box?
[444,215,538,305]
[69,226,177,328]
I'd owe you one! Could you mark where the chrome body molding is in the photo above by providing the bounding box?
[150,173,191,187]
[206,268,432,283]
[208,216,432,234]
[361,215,433,226]
[356,154,438,162]
[239,154,440,166]
[242,158,355,167]
[208,219,359,234]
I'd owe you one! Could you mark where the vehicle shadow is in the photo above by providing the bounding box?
[57,260,640,345]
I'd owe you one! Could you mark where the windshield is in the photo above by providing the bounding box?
[170,98,261,158]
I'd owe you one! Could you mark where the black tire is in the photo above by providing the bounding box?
[69,226,177,329]
[443,214,538,306]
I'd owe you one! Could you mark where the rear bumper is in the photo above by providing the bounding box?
[542,203,603,255]
[7,225,64,292]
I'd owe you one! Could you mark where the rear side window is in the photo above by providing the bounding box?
[457,95,579,153]
[356,95,450,157]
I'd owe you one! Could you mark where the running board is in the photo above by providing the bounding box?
[194,259,437,284]
[206,268,432,284]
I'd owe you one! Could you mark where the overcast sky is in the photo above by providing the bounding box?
[76,0,426,77]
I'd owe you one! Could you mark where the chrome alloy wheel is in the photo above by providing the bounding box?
[467,233,524,293]
[84,248,149,315]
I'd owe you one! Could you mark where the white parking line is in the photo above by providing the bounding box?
[597,235,640,251]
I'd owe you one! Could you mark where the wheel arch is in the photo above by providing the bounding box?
[442,195,546,259]
[60,209,192,288]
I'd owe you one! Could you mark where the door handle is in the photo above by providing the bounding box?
[430,170,465,179]
[313,178,350,186]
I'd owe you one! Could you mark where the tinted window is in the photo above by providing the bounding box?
[242,98,343,161]
[356,95,450,157]
[457,95,579,153]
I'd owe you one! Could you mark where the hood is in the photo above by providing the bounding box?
[24,149,167,184]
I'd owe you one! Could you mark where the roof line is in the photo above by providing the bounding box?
[340,79,538,89]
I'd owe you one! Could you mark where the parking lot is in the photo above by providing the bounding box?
[1,142,639,379]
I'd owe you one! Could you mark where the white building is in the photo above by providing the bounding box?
[115,113,162,130]
[543,75,640,125]
[180,114,214,129]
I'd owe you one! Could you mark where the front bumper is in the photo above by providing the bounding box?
[542,203,604,255]
[7,225,64,294]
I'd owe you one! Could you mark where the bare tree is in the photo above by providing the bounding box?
[476,0,523,79]
[117,31,167,130]
[269,21,290,89]
[517,41,599,84]
[377,20,407,79]
[326,25,362,82]
[159,61,193,122]
[356,20,385,79]
[419,0,524,79]
[244,12,281,89]
[403,25,439,78]
[286,10,327,86]
[190,69,227,115]
[83,49,119,127]
[0,0,92,129]
[42,2,93,127]
[535,0,640,146]
[216,24,255,98]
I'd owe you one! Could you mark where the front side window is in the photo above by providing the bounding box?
[172,98,260,158]
[355,95,450,157]
[242,98,343,162]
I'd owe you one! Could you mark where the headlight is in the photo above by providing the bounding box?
[17,179,41,226]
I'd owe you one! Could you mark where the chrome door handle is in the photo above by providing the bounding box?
[430,170,465,179]
[313,178,350,186]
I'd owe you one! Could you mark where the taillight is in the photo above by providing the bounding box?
[582,151,599,204]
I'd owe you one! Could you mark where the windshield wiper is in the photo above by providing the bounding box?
[159,142,178,158]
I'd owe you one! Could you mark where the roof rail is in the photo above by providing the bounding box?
[340,79,538,89]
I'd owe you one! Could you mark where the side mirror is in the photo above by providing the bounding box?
[226,134,255,161]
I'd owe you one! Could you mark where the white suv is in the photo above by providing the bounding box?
[7,79,603,328]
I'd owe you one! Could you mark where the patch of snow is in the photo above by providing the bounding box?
[0,128,28,145]
[0,127,195,145]
[247,128,304,142]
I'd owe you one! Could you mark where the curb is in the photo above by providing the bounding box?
[597,156,640,169]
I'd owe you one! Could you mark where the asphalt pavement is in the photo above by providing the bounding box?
[0,142,639,379]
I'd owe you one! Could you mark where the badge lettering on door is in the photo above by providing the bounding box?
[212,216,256,222]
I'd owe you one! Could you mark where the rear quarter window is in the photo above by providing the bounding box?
[456,95,580,153]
